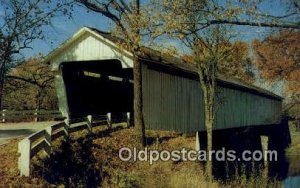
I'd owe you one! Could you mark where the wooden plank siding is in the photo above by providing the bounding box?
[49,29,133,70]
[45,27,283,133]
[142,62,282,133]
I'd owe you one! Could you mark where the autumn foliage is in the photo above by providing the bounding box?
[182,41,254,84]
[252,31,300,95]
[2,58,57,110]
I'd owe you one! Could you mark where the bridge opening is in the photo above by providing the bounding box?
[60,59,133,119]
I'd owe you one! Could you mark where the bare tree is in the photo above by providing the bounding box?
[75,0,151,146]
[0,0,72,108]
[164,0,300,30]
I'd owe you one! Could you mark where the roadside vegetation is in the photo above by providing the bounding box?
[0,124,283,188]
[0,139,50,187]
[286,121,300,155]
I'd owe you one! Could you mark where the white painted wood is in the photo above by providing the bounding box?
[64,118,70,137]
[126,112,131,127]
[195,132,200,151]
[18,117,115,177]
[18,138,31,176]
[34,109,38,122]
[45,126,52,146]
[49,28,133,70]
[2,109,6,123]
[87,115,93,133]
[107,113,112,129]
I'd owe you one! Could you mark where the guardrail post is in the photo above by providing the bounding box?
[45,126,52,155]
[34,109,38,122]
[18,138,31,176]
[87,115,93,134]
[2,109,6,123]
[107,113,112,129]
[195,131,200,151]
[126,112,131,128]
[64,118,70,137]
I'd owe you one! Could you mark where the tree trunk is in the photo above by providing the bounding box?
[197,65,216,182]
[133,57,145,147]
[36,88,42,111]
[0,79,4,109]
[0,62,6,108]
[205,106,214,181]
[203,86,215,181]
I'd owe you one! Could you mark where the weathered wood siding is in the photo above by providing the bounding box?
[142,63,204,133]
[142,63,282,133]
[215,86,282,130]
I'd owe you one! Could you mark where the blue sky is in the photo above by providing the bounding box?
[21,0,293,59]
[21,5,112,58]
[17,0,293,96]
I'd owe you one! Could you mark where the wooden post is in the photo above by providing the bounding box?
[45,126,52,155]
[155,136,160,150]
[63,118,70,137]
[87,115,93,133]
[195,131,200,151]
[126,112,131,128]
[107,113,112,129]
[2,109,6,123]
[34,109,38,122]
[18,138,31,176]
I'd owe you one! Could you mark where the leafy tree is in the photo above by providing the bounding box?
[3,57,57,110]
[217,41,254,83]
[185,26,242,180]
[252,31,300,116]
[182,40,254,84]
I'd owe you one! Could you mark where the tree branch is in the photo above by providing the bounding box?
[207,19,300,29]
[6,75,41,87]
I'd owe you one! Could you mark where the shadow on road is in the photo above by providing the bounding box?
[0,129,37,145]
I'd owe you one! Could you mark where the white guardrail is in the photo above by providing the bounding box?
[1,110,62,122]
[18,112,131,177]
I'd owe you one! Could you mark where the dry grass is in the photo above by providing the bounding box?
[0,139,51,187]
[86,126,280,188]
[0,124,283,187]
[285,122,300,177]
[286,122,300,155]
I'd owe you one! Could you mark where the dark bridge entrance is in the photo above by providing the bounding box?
[60,59,133,119]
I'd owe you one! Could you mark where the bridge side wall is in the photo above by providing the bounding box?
[142,62,282,133]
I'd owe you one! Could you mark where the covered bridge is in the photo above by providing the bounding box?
[44,27,283,133]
